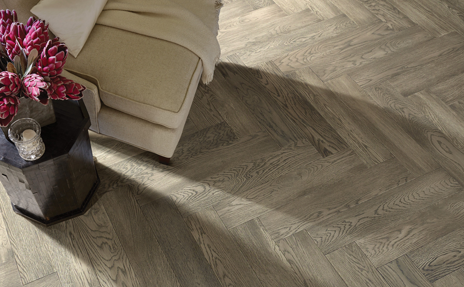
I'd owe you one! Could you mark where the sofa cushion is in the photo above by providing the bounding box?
[65,25,202,129]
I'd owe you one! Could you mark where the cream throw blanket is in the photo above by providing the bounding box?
[97,0,221,84]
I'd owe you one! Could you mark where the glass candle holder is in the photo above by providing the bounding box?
[8,118,45,161]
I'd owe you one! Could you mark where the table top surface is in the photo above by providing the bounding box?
[0,100,90,169]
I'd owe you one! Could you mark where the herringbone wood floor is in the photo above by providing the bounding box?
[2,0,464,286]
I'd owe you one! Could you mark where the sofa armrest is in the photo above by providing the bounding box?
[61,70,101,132]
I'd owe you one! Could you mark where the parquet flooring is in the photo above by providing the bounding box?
[2,0,464,286]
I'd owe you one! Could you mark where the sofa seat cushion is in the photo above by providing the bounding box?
[66,25,202,129]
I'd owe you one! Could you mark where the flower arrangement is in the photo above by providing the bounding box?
[0,10,85,127]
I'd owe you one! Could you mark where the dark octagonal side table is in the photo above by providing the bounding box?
[0,100,99,226]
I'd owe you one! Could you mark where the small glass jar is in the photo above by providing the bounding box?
[8,118,45,161]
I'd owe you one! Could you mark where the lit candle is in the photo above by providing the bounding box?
[22,129,37,141]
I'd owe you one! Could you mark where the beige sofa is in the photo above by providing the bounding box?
[3,0,219,164]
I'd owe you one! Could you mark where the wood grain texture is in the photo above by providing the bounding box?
[326,74,439,176]
[310,169,461,254]
[426,73,464,105]
[0,259,21,287]
[349,32,464,87]
[141,198,222,287]
[171,140,321,217]
[378,255,434,287]
[310,25,433,81]
[99,185,181,287]
[42,220,101,287]
[303,0,342,19]
[409,228,464,282]
[357,0,415,30]
[233,14,358,66]
[75,201,141,287]
[229,219,306,287]
[292,69,392,166]
[261,157,414,242]
[185,209,264,287]
[326,242,390,287]
[329,0,380,25]
[217,149,365,230]
[0,185,54,285]
[274,22,402,73]
[277,230,347,286]
[433,268,464,287]
[388,44,464,96]
[23,273,62,287]
[256,62,348,156]
[0,206,12,265]
[357,190,464,267]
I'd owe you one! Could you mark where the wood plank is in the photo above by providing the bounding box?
[233,14,358,66]
[291,69,392,166]
[171,141,321,217]
[411,91,464,152]
[311,25,433,81]
[377,255,434,287]
[23,273,61,287]
[326,75,439,176]
[99,185,181,286]
[89,131,144,169]
[75,201,141,287]
[356,190,464,267]
[185,209,264,287]
[257,62,348,156]
[218,5,287,41]
[219,0,254,24]
[261,157,414,242]
[0,205,12,265]
[409,228,464,282]
[411,0,464,35]
[388,44,464,96]
[141,198,222,287]
[272,0,307,14]
[229,219,306,287]
[244,0,275,10]
[277,230,347,287]
[326,242,390,287]
[0,185,54,285]
[220,9,322,56]
[356,0,415,31]
[364,83,464,187]
[349,32,464,87]
[42,220,101,287]
[433,268,464,287]
[214,60,309,146]
[274,22,402,73]
[217,149,366,230]
[187,85,224,131]
[207,64,264,137]
[427,72,464,105]
[0,259,21,287]
[309,169,461,254]
[329,0,380,25]
[302,0,342,19]
[386,0,455,36]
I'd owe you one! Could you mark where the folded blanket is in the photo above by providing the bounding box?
[97,0,222,84]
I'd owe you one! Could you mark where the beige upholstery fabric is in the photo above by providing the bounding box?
[98,105,188,158]
[66,25,202,129]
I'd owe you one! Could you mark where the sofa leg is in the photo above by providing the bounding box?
[159,156,171,165]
